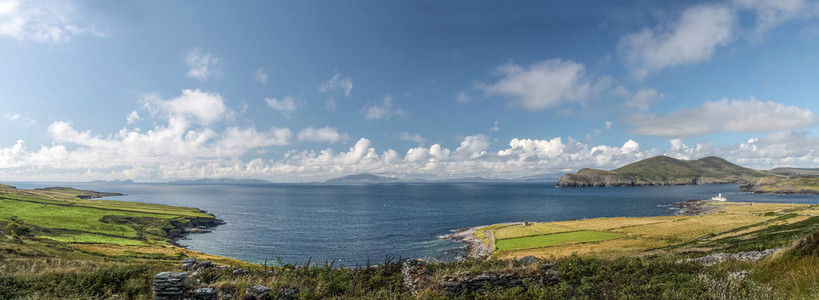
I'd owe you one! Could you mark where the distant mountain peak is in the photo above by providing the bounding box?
[168,178,272,185]
[323,173,399,184]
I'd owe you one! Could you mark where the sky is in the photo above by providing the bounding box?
[1,0,819,182]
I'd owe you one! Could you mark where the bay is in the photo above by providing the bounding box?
[8,181,819,265]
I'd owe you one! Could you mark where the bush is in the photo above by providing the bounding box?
[5,222,30,237]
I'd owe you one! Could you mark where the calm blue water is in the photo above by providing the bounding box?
[8,182,819,265]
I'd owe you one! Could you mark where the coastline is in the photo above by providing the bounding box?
[445,199,725,259]
[441,222,524,259]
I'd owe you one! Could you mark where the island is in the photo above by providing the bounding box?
[557,155,773,187]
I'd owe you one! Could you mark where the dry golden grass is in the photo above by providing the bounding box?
[495,237,671,260]
[550,216,680,231]
[71,244,256,268]
[722,202,807,214]
[707,215,813,241]
[0,257,122,274]
[612,213,773,241]
[493,223,574,239]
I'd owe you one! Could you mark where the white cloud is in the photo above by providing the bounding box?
[141,89,227,125]
[618,5,735,80]
[297,126,350,144]
[627,98,817,138]
[733,0,815,39]
[126,110,141,124]
[185,48,222,81]
[255,67,267,84]
[364,95,405,120]
[397,132,426,144]
[605,121,612,130]
[324,98,337,111]
[665,131,819,170]
[481,59,605,111]
[3,113,20,121]
[614,86,662,111]
[0,0,102,43]
[3,112,35,126]
[320,73,353,97]
[265,96,299,115]
[456,91,470,103]
[490,121,500,132]
[453,134,490,159]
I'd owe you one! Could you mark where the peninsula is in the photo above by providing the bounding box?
[557,155,772,187]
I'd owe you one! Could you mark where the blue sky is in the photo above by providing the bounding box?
[1,0,819,182]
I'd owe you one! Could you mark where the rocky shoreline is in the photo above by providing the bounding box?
[668,199,724,216]
[167,212,226,248]
[442,222,524,259]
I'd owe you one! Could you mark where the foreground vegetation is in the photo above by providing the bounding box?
[3,183,819,298]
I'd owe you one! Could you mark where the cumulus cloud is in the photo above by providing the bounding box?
[618,5,735,80]
[397,132,426,144]
[297,126,350,144]
[627,98,817,138]
[265,96,299,116]
[665,131,819,169]
[255,67,267,84]
[185,48,222,81]
[141,89,227,125]
[320,73,353,97]
[0,0,104,43]
[364,95,404,120]
[481,59,607,111]
[453,134,490,159]
[613,86,662,111]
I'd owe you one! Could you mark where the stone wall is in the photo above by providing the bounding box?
[402,257,560,297]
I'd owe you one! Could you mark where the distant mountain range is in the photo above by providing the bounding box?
[168,178,273,185]
[557,155,773,187]
[321,173,559,184]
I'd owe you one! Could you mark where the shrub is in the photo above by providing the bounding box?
[5,222,30,237]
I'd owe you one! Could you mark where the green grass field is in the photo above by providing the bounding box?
[495,231,621,250]
[0,184,214,246]
[40,233,149,246]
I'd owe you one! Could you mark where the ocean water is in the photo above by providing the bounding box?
[9,182,819,265]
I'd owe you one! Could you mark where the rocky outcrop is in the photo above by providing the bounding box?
[402,257,559,297]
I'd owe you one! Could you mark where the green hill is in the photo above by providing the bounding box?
[557,155,773,187]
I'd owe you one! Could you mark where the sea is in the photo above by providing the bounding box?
[8,181,819,266]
